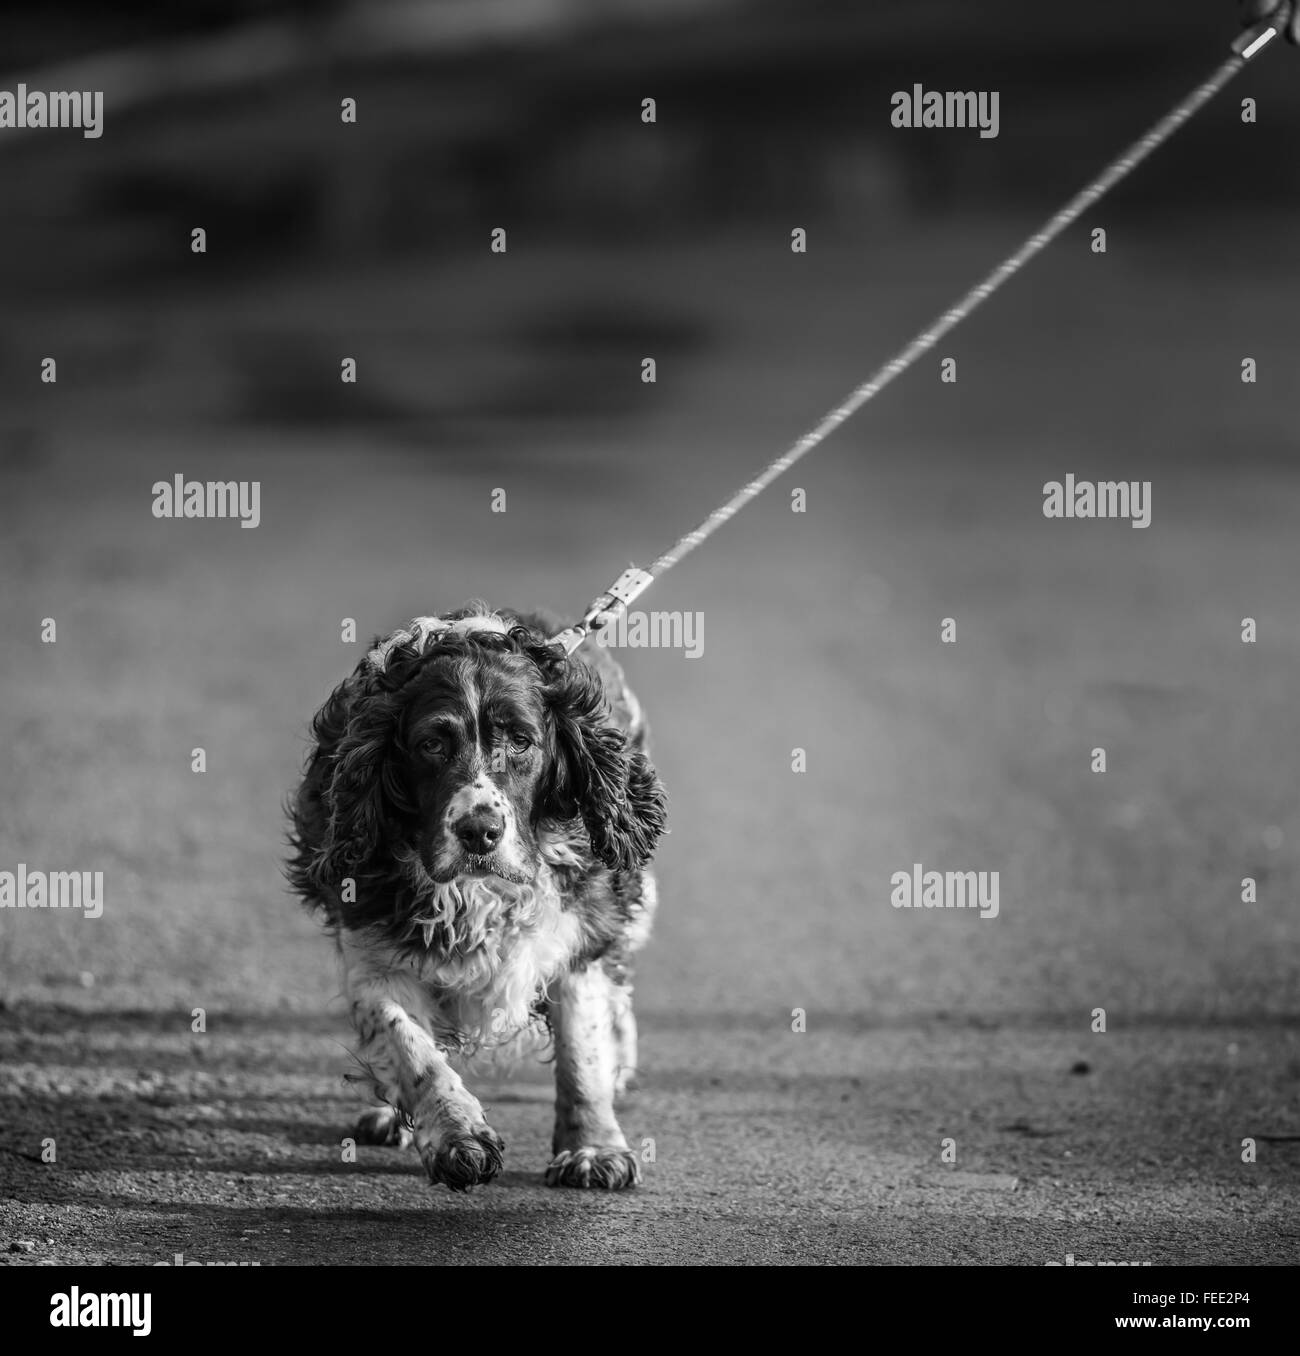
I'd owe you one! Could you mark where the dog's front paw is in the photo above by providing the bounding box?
[545,1146,642,1190]
[421,1125,505,1192]
[354,1106,413,1147]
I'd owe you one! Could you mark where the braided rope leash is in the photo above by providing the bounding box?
[550,18,1286,655]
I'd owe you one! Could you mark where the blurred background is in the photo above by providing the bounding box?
[1,0,1297,1264]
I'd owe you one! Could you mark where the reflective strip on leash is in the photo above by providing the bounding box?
[551,21,1284,656]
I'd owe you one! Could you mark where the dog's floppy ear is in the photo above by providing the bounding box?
[543,657,667,872]
[300,661,415,895]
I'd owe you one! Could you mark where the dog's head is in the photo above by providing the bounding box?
[301,607,666,898]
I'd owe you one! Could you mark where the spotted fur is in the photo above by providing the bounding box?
[287,603,666,1190]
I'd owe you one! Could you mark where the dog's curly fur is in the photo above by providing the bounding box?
[287,603,666,1190]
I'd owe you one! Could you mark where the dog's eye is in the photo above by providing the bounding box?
[508,731,532,753]
[418,737,446,759]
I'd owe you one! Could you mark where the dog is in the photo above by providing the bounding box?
[287,603,667,1190]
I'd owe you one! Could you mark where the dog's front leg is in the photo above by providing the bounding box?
[546,961,641,1189]
[610,978,638,1098]
[347,966,503,1192]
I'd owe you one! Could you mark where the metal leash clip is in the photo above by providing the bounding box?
[1234,0,1295,56]
[549,566,655,655]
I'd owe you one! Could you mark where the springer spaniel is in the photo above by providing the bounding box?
[287,604,667,1191]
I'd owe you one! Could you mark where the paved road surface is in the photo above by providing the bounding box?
[2,228,1298,1264]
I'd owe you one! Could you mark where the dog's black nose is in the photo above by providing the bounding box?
[455,810,503,855]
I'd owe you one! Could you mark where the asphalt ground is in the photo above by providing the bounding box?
[2,223,1298,1264]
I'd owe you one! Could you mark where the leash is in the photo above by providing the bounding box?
[549,16,1288,655]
